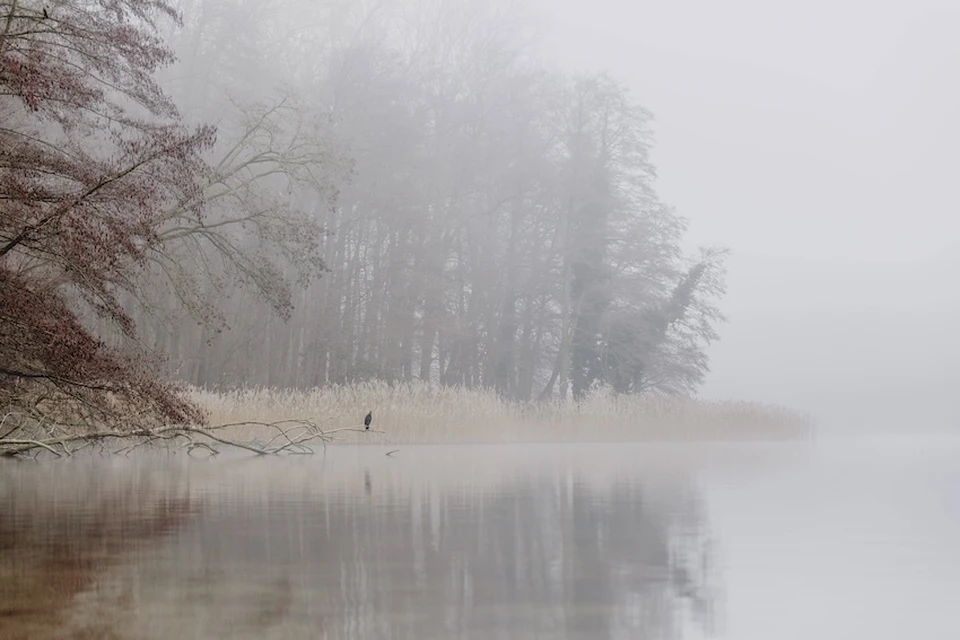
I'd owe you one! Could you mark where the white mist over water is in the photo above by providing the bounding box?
[703,437,960,639]
[3,439,959,638]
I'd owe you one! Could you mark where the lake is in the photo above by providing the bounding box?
[1,438,958,639]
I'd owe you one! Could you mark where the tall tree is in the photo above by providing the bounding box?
[0,0,216,426]
[101,0,729,403]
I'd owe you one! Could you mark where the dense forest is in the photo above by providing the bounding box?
[1,0,726,430]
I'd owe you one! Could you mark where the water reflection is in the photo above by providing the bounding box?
[0,458,198,639]
[0,447,719,639]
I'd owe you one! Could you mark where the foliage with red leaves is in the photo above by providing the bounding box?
[0,265,206,428]
[1,0,214,429]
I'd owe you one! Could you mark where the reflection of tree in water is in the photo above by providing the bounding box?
[383,475,714,638]
[178,471,719,639]
[0,464,197,640]
[0,462,720,639]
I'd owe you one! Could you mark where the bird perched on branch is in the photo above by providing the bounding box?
[43,7,49,19]
[364,411,372,430]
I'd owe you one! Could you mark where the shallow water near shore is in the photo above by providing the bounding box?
[1,438,958,639]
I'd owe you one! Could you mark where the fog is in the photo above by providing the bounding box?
[4,0,958,435]
[7,3,960,636]
[7,0,960,640]
[536,0,960,432]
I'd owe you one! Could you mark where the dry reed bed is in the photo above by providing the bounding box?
[194,382,814,444]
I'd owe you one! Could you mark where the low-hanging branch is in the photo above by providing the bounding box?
[0,417,385,459]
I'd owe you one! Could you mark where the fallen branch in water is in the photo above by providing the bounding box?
[0,419,385,459]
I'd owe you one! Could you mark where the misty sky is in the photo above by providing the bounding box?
[534,0,960,431]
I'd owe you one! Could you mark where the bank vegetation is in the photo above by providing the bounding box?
[1,0,810,454]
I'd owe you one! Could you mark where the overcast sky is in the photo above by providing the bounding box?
[534,0,960,431]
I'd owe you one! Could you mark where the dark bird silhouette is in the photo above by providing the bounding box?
[43,7,49,19]
[364,411,372,430]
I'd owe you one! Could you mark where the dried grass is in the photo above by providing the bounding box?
[193,382,813,444]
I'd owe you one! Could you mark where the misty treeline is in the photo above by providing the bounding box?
[149,0,728,398]
[0,0,725,431]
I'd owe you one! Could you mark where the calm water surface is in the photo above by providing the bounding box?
[1,439,958,639]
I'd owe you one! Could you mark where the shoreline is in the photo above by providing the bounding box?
[196,382,814,445]
[0,383,813,459]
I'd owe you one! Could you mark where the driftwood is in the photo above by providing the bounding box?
[0,412,385,459]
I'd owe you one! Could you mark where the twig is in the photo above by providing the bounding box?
[0,417,387,459]
[0,413,25,440]
[185,441,220,457]
[2,438,62,458]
